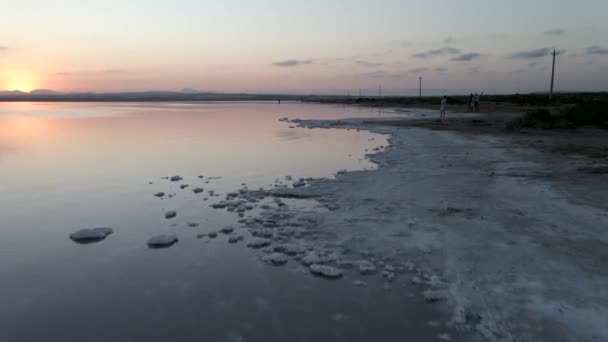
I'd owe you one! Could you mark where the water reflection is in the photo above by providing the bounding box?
[0,102,454,342]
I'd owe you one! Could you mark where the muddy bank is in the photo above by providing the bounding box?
[227,116,608,341]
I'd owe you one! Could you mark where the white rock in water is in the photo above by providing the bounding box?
[228,235,244,243]
[423,290,447,303]
[170,176,182,182]
[301,251,328,266]
[220,226,235,234]
[247,238,272,249]
[273,243,302,256]
[353,280,368,287]
[69,227,114,244]
[358,261,377,275]
[262,253,288,266]
[192,187,204,194]
[147,235,178,248]
[154,192,165,197]
[250,228,273,238]
[165,210,177,219]
[309,264,343,279]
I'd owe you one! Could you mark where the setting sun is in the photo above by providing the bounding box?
[1,70,39,92]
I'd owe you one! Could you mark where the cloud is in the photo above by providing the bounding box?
[361,70,402,79]
[412,47,461,59]
[543,28,566,36]
[0,46,7,51]
[443,36,471,44]
[408,67,448,74]
[103,69,128,74]
[355,60,384,68]
[55,71,79,76]
[488,33,510,41]
[508,47,552,59]
[450,53,482,62]
[409,67,430,73]
[55,69,129,76]
[584,46,608,55]
[272,59,313,67]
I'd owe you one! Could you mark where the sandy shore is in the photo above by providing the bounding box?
[261,113,608,341]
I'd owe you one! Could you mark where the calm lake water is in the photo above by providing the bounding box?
[0,102,451,342]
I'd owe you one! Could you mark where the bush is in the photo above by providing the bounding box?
[562,101,608,126]
[514,101,608,129]
[518,109,560,128]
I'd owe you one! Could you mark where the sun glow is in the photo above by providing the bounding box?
[1,70,39,92]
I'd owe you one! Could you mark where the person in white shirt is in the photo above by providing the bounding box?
[440,96,447,118]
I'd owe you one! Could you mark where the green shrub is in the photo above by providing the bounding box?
[519,109,559,128]
[562,101,608,126]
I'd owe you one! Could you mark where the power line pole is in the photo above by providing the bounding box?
[419,76,422,97]
[549,49,559,100]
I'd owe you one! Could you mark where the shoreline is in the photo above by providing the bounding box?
[223,112,608,341]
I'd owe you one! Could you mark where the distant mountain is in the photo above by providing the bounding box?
[29,89,63,95]
[0,90,27,96]
[180,88,199,94]
[0,90,307,102]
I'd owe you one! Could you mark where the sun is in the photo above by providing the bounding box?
[1,70,39,92]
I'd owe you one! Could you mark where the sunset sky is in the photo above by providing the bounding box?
[1,0,607,95]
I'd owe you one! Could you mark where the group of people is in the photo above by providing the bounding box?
[468,92,483,112]
[438,91,483,118]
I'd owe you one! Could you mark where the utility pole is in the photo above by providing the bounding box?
[549,49,559,100]
[419,76,422,97]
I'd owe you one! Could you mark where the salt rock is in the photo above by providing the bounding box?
[220,226,235,234]
[69,227,114,244]
[228,235,244,244]
[147,235,178,248]
[358,261,377,275]
[309,264,343,279]
[262,253,288,266]
[247,238,272,249]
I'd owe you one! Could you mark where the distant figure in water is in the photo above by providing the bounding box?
[440,96,447,118]
[278,99,281,104]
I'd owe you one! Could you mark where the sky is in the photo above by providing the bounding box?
[1,0,608,95]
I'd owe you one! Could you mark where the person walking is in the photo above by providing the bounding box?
[468,93,475,112]
[474,92,483,112]
[440,96,447,118]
